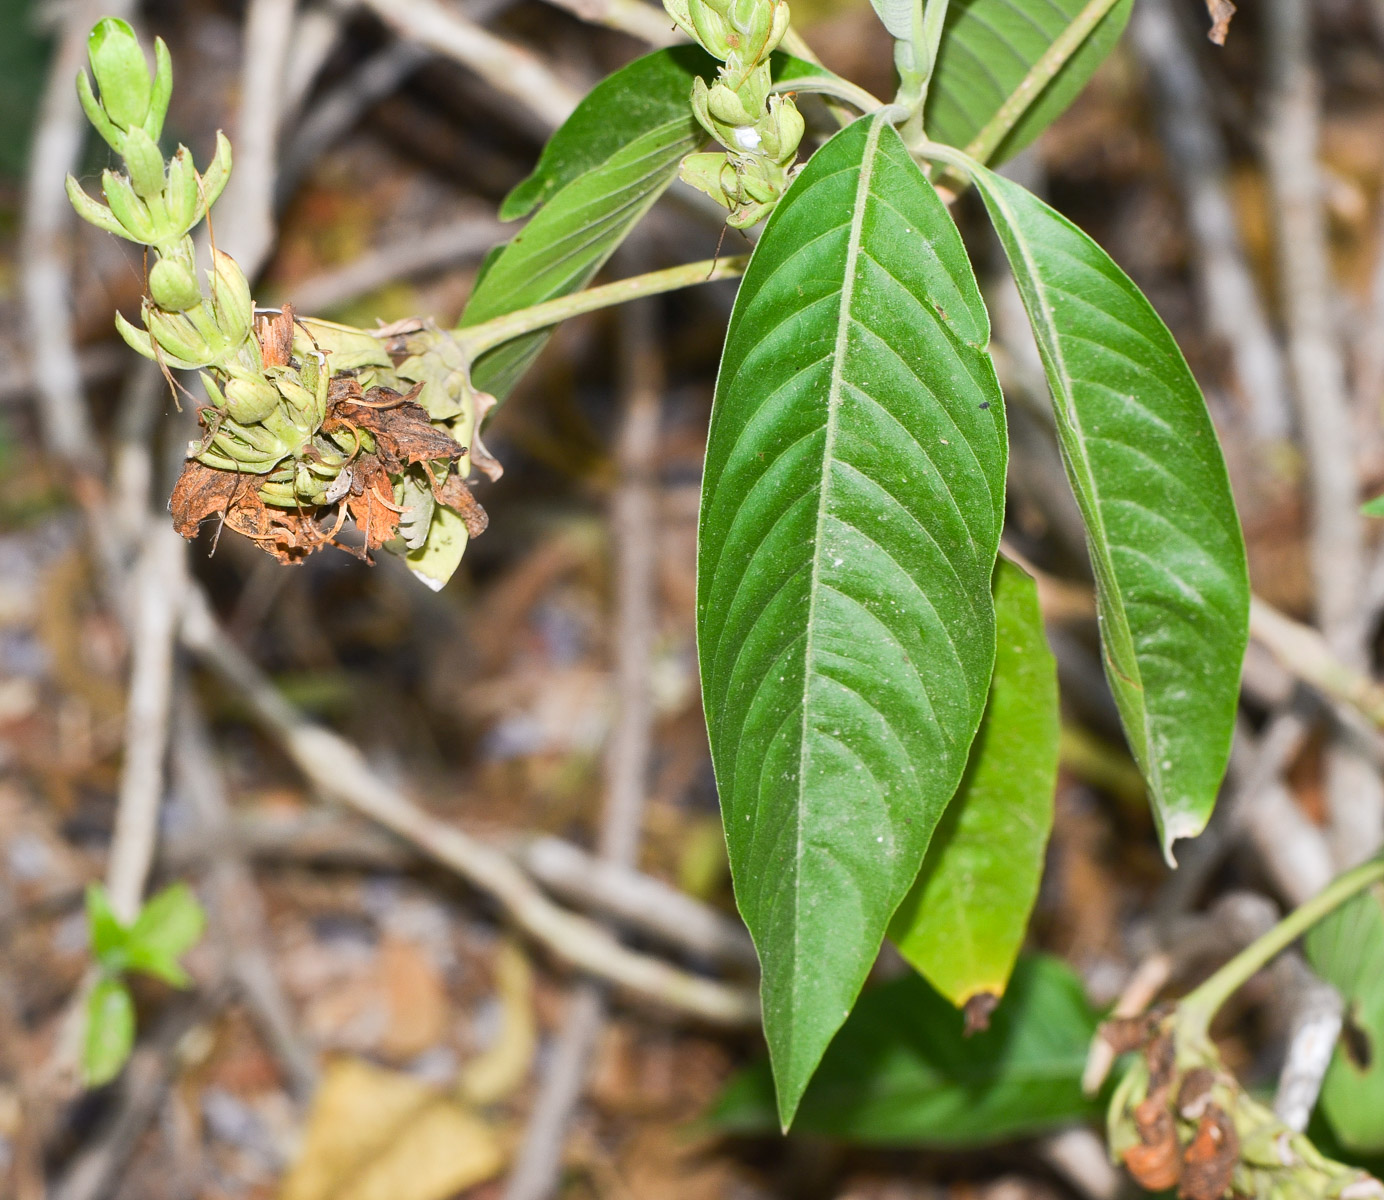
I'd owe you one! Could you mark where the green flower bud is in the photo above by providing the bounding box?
[76,68,123,154]
[115,309,203,371]
[704,78,760,130]
[149,256,202,311]
[224,376,281,424]
[758,94,804,164]
[146,305,215,366]
[684,0,732,57]
[101,169,156,242]
[164,148,201,238]
[66,175,129,240]
[88,18,152,131]
[120,126,165,199]
[274,373,322,430]
[145,38,172,143]
[207,250,254,350]
[198,133,234,216]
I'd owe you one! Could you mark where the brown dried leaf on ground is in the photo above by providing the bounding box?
[1205,0,1235,44]
[280,1059,504,1200]
[169,460,329,563]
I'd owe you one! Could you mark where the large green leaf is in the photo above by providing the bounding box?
[458,48,709,400]
[969,162,1248,860]
[1306,886,1384,1154]
[711,955,1099,1143]
[888,557,1058,1009]
[698,114,1007,1127]
[925,0,1134,163]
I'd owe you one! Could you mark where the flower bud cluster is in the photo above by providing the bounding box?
[66,19,389,513]
[664,0,805,227]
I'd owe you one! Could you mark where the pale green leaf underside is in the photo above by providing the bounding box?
[972,164,1248,859]
[889,557,1058,1007]
[697,114,1007,1126]
[711,956,1098,1143]
[458,48,704,401]
[926,0,1134,163]
[1305,886,1384,1153]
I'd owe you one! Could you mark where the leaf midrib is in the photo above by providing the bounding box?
[790,116,886,1018]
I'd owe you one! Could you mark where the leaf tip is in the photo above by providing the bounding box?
[1160,811,1207,869]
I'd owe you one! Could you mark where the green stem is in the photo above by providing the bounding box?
[1179,854,1384,1041]
[913,0,951,117]
[771,74,883,115]
[963,0,1122,166]
[779,26,822,65]
[457,255,749,358]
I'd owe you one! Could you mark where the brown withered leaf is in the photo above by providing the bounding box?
[1147,1030,1177,1098]
[963,993,999,1036]
[1101,1014,1155,1055]
[257,303,296,368]
[1177,1067,1217,1121]
[1180,1106,1238,1200]
[325,380,464,471]
[1205,0,1235,44]
[434,473,489,539]
[170,460,331,564]
[344,455,403,555]
[1124,1096,1183,1191]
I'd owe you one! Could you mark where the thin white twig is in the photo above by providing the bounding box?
[1132,0,1290,440]
[215,0,301,269]
[178,584,759,1027]
[1273,968,1344,1133]
[286,212,505,313]
[106,524,189,923]
[538,0,679,45]
[503,295,667,1200]
[357,0,583,130]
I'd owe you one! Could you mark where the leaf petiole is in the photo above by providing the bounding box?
[1178,854,1384,1044]
[456,255,749,359]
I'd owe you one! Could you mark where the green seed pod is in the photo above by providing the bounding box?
[685,0,732,57]
[704,78,760,131]
[223,376,282,424]
[758,93,804,164]
[149,256,202,312]
[88,17,152,131]
[120,126,166,199]
[274,373,322,430]
[115,310,203,371]
[101,170,157,242]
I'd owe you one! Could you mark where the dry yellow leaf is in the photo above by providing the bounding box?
[280,1059,503,1200]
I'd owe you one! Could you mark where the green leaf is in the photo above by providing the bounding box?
[698,114,1007,1127]
[86,883,128,968]
[888,557,1058,1008]
[926,0,1134,163]
[125,882,205,987]
[406,505,470,592]
[500,46,718,221]
[84,977,136,1087]
[1306,885,1384,1153]
[459,47,709,401]
[970,162,1247,862]
[711,955,1099,1143]
[1362,494,1384,518]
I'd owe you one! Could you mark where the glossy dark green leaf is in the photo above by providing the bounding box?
[971,162,1247,860]
[84,977,136,1087]
[926,0,1134,163]
[889,558,1058,1008]
[459,48,707,400]
[1306,885,1384,1153]
[711,956,1099,1143]
[698,114,1006,1126]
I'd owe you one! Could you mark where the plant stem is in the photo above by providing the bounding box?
[963,0,1123,165]
[771,74,883,115]
[1179,854,1384,1041]
[780,26,823,65]
[456,255,749,358]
